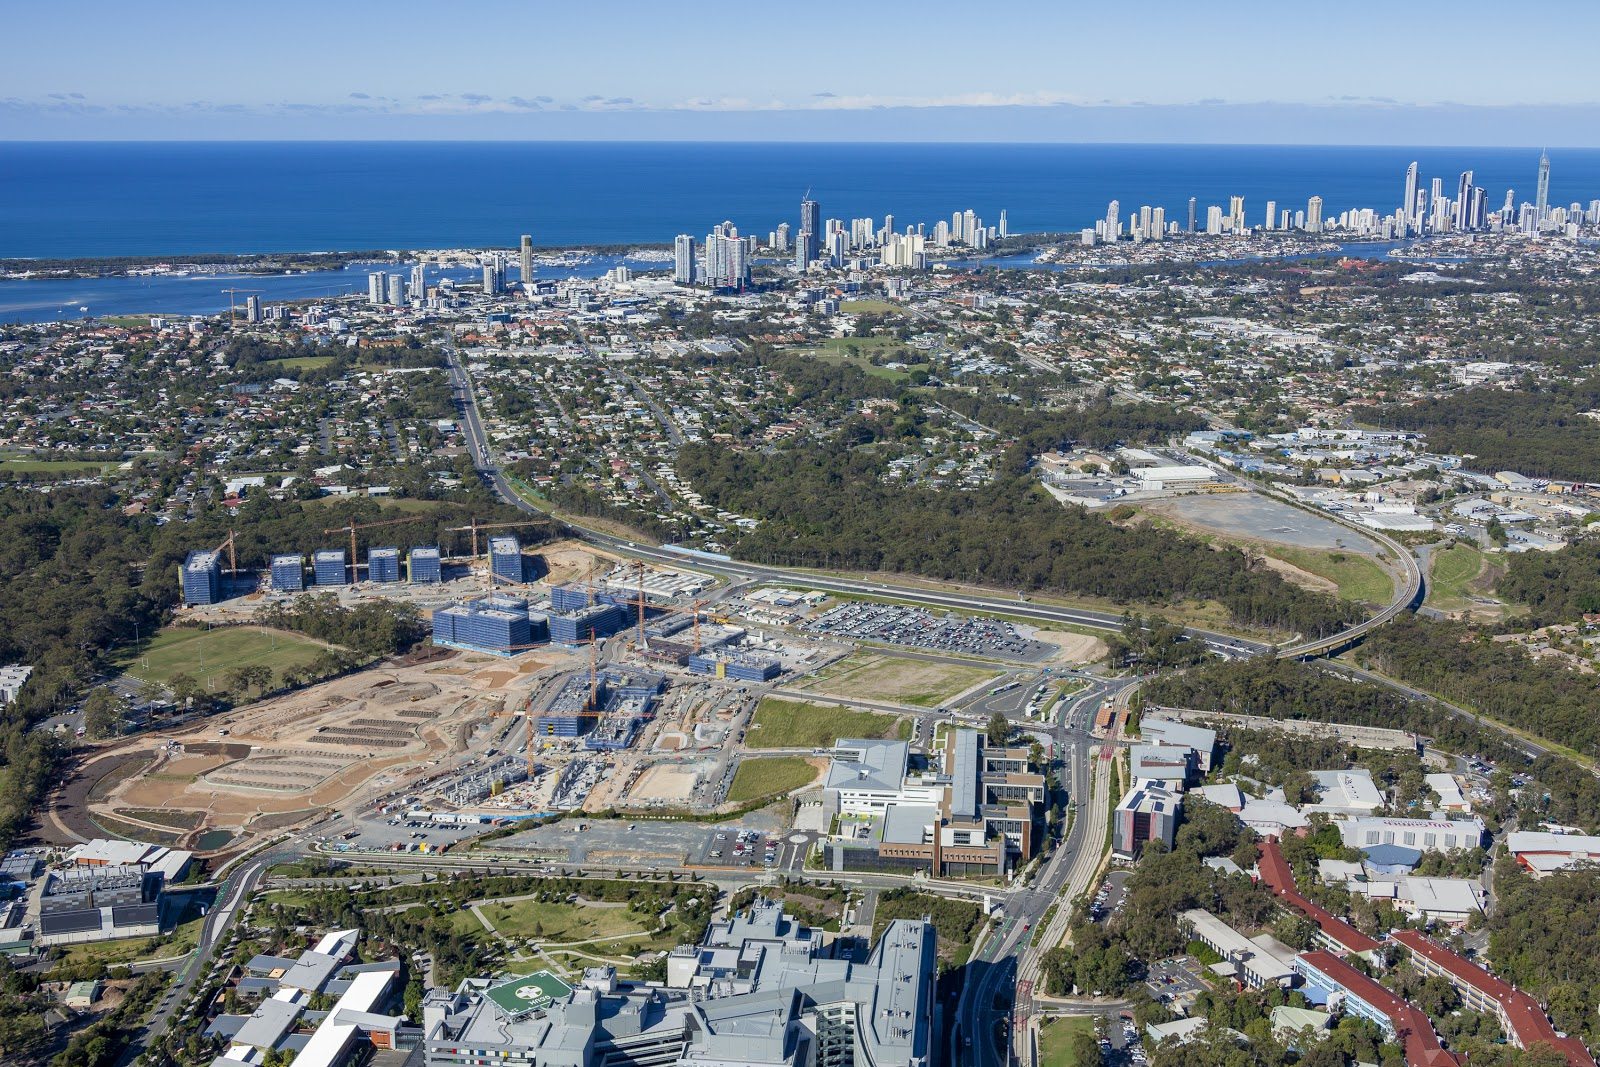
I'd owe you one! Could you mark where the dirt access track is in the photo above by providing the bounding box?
[38,647,571,856]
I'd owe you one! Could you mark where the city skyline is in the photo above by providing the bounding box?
[6,1,1600,143]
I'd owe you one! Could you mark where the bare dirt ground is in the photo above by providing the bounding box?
[539,539,622,587]
[1032,630,1110,665]
[70,649,570,853]
[1259,556,1339,594]
[629,764,701,803]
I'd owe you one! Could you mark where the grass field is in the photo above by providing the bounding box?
[1427,542,1499,613]
[1265,546,1394,605]
[54,916,204,972]
[726,756,820,803]
[477,899,652,942]
[794,336,927,381]
[0,455,117,474]
[112,624,334,693]
[839,298,903,314]
[269,355,335,370]
[746,697,907,749]
[1038,1016,1100,1067]
[796,652,1000,707]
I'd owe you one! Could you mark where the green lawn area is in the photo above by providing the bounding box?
[269,355,335,370]
[112,624,336,693]
[1265,546,1394,605]
[793,336,927,381]
[478,899,653,942]
[795,652,1000,708]
[54,916,204,973]
[746,697,907,749]
[1038,1016,1100,1067]
[1427,542,1498,612]
[726,756,821,804]
[0,454,117,474]
[839,298,903,314]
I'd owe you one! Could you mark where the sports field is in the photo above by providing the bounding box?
[795,652,1000,707]
[113,625,334,693]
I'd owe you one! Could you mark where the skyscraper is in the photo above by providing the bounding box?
[1403,161,1419,234]
[520,234,534,282]
[1105,200,1120,241]
[1229,195,1246,231]
[1455,171,1475,231]
[367,272,387,305]
[999,209,1008,239]
[1306,196,1323,233]
[386,274,407,305]
[673,234,695,286]
[410,263,426,298]
[1264,200,1277,232]
[1187,197,1197,233]
[800,196,821,259]
[1536,150,1551,222]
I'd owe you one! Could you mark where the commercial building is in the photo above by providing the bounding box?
[1129,744,1194,791]
[367,546,401,583]
[1505,830,1600,877]
[547,602,628,645]
[488,535,524,584]
[1133,465,1219,492]
[409,545,442,583]
[422,897,933,1067]
[1178,910,1297,989]
[37,865,163,946]
[823,730,1043,878]
[182,549,223,605]
[313,549,348,587]
[1112,783,1179,859]
[431,595,547,656]
[269,553,304,592]
[1337,816,1486,855]
[1388,930,1594,1066]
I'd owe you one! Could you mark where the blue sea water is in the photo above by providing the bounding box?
[3,141,1599,322]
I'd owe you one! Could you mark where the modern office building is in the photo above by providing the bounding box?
[313,549,348,586]
[181,549,223,606]
[422,897,933,1067]
[1112,783,1179,859]
[488,535,524,584]
[367,546,401,583]
[269,553,304,592]
[409,545,442,583]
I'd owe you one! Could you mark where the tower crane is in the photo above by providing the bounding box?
[446,518,551,561]
[322,516,422,585]
[220,287,263,326]
[212,528,239,576]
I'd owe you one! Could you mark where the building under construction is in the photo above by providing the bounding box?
[489,535,526,584]
[269,553,305,592]
[409,546,442,583]
[687,650,782,682]
[313,548,348,586]
[181,550,223,606]
[431,595,550,656]
[368,546,402,583]
[533,668,665,748]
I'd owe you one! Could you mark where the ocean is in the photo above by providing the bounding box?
[3,141,1599,323]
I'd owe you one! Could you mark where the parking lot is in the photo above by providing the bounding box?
[1145,956,1210,1005]
[1089,870,1130,923]
[805,602,1052,660]
[480,815,813,872]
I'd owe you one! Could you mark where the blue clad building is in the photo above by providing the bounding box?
[409,546,442,583]
[313,549,347,586]
[431,595,548,656]
[488,536,524,584]
[368,546,401,583]
[269,554,304,592]
[547,603,627,645]
[181,550,222,606]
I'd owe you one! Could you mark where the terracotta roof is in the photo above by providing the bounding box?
[1388,930,1594,1067]
[1257,840,1382,955]
[1299,951,1457,1067]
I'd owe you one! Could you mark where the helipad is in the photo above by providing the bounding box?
[485,971,574,1016]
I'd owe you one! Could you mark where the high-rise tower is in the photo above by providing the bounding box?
[519,234,534,282]
[1536,150,1551,222]
[800,195,821,260]
[1403,161,1419,233]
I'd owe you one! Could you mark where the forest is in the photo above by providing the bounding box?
[1362,374,1600,482]
[1498,534,1600,622]
[676,440,1362,639]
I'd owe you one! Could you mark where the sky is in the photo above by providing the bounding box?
[5,0,1600,143]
